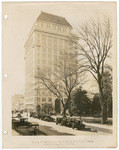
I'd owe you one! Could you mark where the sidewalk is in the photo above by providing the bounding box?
[84,122,112,134]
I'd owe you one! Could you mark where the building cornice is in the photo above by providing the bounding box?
[24,28,76,49]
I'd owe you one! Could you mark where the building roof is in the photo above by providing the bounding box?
[37,11,72,28]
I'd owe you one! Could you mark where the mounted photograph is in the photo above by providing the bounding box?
[2,1,117,148]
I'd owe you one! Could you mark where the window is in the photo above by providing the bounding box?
[48,54,52,58]
[54,67,57,72]
[42,47,46,52]
[66,28,69,32]
[42,53,46,58]
[48,60,52,65]
[53,25,56,29]
[53,37,57,41]
[42,97,46,102]
[37,33,40,42]
[54,55,58,59]
[59,50,63,55]
[37,59,40,63]
[48,48,52,53]
[48,41,52,47]
[48,98,52,102]
[37,51,40,56]
[37,97,40,100]
[54,48,57,54]
[53,42,57,48]
[41,22,43,27]
[42,59,46,65]
[42,91,45,95]
[54,60,57,66]
[42,66,46,72]
[63,28,66,31]
[59,43,63,48]
[48,67,52,72]
[42,41,46,46]
[37,33,39,38]
[58,26,61,30]
[36,90,40,94]
[42,34,46,40]
[47,24,51,28]
[48,35,52,39]
[59,59,63,66]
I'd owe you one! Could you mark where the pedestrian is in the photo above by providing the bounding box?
[34,126,37,135]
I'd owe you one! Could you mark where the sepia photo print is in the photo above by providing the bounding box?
[2,1,117,148]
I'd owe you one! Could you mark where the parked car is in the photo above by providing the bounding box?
[56,117,63,125]
[15,124,40,135]
[66,118,75,127]
[16,113,22,118]
[56,117,85,130]
[72,120,85,130]
[30,112,38,118]
[43,116,55,122]
[61,117,68,126]
[40,114,47,120]
[12,117,32,129]
[12,117,46,135]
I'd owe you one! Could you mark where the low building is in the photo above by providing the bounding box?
[12,94,25,111]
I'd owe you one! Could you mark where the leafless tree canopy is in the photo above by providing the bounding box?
[73,18,112,123]
[35,48,85,116]
[75,18,112,79]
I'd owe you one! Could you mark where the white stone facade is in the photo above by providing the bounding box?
[24,12,76,112]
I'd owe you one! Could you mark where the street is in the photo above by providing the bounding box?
[27,117,109,136]
[12,113,112,136]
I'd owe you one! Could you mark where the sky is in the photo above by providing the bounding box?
[2,2,116,96]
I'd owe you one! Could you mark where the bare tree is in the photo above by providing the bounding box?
[74,18,112,124]
[35,48,85,117]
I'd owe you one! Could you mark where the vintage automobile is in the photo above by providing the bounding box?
[15,124,40,135]
[40,114,47,120]
[66,118,75,127]
[60,117,68,126]
[30,112,38,118]
[43,116,55,122]
[72,119,85,130]
[12,117,32,129]
[12,117,46,135]
[56,117,73,126]
[56,117,85,130]
[56,117,63,125]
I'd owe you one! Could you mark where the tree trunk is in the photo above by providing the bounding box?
[101,103,107,124]
[98,75,107,124]
[63,107,66,117]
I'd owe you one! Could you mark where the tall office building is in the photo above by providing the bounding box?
[24,12,76,113]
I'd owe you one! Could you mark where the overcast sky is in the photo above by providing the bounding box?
[2,2,116,96]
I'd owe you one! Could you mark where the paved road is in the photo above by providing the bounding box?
[28,117,108,135]
[29,118,73,135]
